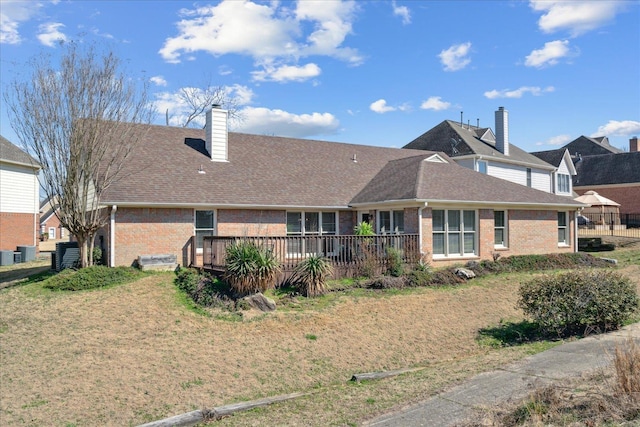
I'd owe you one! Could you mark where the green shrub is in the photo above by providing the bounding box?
[405,269,432,287]
[224,240,281,295]
[92,247,103,265]
[354,222,375,236]
[385,247,404,277]
[518,270,639,336]
[368,276,406,290]
[42,266,142,291]
[291,256,333,297]
[174,268,235,308]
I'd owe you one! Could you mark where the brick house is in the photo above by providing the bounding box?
[0,136,41,252]
[96,108,584,269]
[39,197,70,242]
[404,107,564,195]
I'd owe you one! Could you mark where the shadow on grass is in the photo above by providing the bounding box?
[477,320,551,348]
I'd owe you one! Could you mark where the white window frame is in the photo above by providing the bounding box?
[558,211,569,246]
[557,173,570,194]
[286,211,338,257]
[494,210,508,248]
[377,209,405,235]
[195,210,216,253]
[477,160,488,174]
[432,209,478,258]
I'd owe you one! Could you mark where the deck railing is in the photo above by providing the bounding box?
[202,234,421,279]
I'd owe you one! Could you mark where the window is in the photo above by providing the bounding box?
[558,212,568,245]
[494,210,507,248]
[286,211,337,256]
[477,160,488,174]
[432,209,477,257]
[557,174,570,193]
[195,210,215,251]
[526,168,532,187]
[377,210,404,234]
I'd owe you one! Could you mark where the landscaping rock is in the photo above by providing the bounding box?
[244,292,276,312]
[454,268,476,280]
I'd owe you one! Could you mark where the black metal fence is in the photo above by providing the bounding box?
[578,212,640,238]
[202,234,421,280]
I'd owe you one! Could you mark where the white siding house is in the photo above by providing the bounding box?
[0,136,41,251]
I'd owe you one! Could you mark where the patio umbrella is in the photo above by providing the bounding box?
[574,191,620,224]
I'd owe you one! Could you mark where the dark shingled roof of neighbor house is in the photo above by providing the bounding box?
[0,135,40,168]
[573,152,640,186]
[100,122,584,209]
[403,120,554,170]
[530,148,568,168]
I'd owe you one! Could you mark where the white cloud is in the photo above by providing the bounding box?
[484,86,555,99]
[370,99,396,114]
[438,42,471,72]
[37,22,67,47]
[251,63,321,82]
[547,134,572,146]
[150,76,168,87]
[153,84,255,127]
[525,40,574,68]
[420,96,451,111]
[530,0,626,37]
[1,0,44,44]
[159,0,362,78]
[592,120,640,137]
[235,107,340,138]
[392,1,411,25]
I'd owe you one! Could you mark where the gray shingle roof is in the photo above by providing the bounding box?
[573,152,640,186]
[563,135,623,156]
[351,154,583,207]
[101,123,584,210]
[403,120,553,169]
[530,148,567,167]
[0,135,40,169]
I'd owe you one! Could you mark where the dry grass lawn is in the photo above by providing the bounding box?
[1,247,639,427]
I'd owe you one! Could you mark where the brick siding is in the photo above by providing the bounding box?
[0,212,39,251]
[421,208,574,266]
[113,208,193,267]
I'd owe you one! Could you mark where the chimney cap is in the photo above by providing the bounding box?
[211,103,222,109]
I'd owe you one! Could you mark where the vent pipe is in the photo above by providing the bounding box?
[495,107,509,156]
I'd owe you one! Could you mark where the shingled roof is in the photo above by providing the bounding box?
[101,122,584,210]
[351,154,583,207]
[403,120,554,169]
[563,135,623,156]
[573,152,640,186]
[0,135,40,169]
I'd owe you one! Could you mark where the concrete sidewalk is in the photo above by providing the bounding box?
[364,322,640,427]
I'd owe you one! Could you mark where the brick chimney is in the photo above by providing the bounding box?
[205,105,228,162]
[495,107,509,156]
[630,136,638,152]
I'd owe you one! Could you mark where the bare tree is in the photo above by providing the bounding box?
[4,42,154,268]
[166,77,242,128]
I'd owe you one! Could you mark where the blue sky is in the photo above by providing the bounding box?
[1,0,639,153]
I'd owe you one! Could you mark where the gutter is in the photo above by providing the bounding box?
[110,205,117,267]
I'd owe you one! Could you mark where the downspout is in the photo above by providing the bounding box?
[418,203,427,256]
[110,205,117,267]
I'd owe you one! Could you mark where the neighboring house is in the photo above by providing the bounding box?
[529,148,577,196]
[39,197,70,242]
[534,137,640,214]
[562,135,624,157]
[572,140,640,214]
[96,108,584,269]
[0,136,41,252]
[403,107,560,194]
